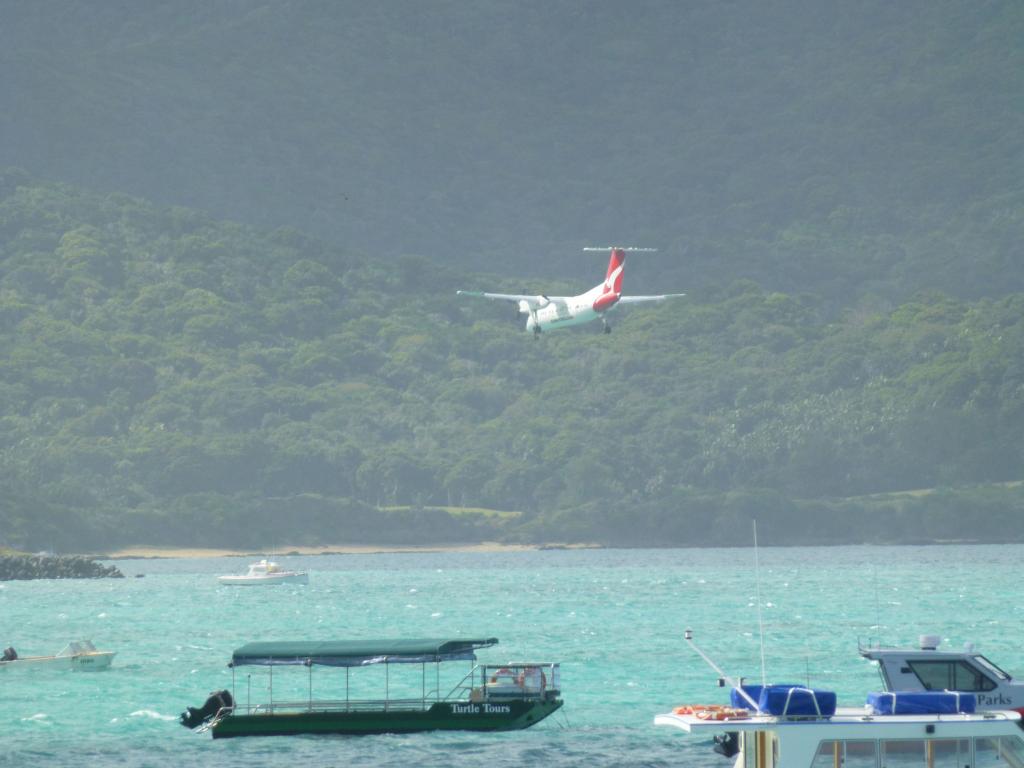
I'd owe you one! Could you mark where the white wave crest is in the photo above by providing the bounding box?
[129,709,178,721]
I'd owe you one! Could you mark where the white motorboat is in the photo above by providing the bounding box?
[218,559,308,586]
[656,690,1024,768]
[861,633,1024,714]
[0,640,115,671]
[655,631,1024,768]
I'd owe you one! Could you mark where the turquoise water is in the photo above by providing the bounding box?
[2,545,1022,767]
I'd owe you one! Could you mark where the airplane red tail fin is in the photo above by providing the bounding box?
[583,246,656,296]
[604,248,626,294]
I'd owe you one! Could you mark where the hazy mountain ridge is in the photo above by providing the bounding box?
[2,1,1022,305]
[1,171,1022,551]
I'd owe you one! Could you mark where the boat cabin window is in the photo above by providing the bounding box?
[811,740,877,768]
[923,739,970,768]
[812,737,1024,768]
[973,655,1012,682]
[881,739,927,768]
[976,737,1024,768]
[741,730,779,768]
[880,739,972,768]
[907,659,997,691]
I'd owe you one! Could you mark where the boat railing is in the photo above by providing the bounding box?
[195,705,234,732]
[225,656,563,723]
[240,697,442,715]
[858,636,910,654]
[480,662,561,700]
[436,662,561,704]
[440,665,479,703]
[233,661,561,716]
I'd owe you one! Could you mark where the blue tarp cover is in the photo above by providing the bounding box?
[731,683,800,710]
[733,684,794,708]
[732,685,762,709]
[758,685,837,717]
[867,691,976,715]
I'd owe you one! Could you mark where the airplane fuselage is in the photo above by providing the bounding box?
[522,284,618,333]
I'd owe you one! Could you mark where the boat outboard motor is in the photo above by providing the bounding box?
[713,731,740,758]
[2,646,17,661]
[180,689,234,729]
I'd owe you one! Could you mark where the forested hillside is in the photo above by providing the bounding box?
[1,172,1022,551]
[2,1,1022,306]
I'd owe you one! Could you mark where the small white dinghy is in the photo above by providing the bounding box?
[218,559,308,586]
[0,640,115,671]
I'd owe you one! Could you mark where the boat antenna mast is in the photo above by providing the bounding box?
[872,562,881,635]
[753,519,767,687]
[683,629,761,712]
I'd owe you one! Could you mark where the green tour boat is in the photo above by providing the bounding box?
[180,637,563,738]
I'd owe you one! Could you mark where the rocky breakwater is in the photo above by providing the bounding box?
[0,554,124,580]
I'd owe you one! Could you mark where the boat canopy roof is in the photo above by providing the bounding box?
[230,638,499,667]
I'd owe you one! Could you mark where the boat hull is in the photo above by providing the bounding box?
[210,699,563,738]
[218,573,308,586]
[0,651,115,671]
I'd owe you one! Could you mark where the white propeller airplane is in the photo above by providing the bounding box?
[457,247,685,336]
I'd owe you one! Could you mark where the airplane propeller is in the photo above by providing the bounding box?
[514,288,528,317]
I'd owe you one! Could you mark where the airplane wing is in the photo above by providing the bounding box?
[457,290,568,308]
[457,290,532,302]
[616,293,686,304]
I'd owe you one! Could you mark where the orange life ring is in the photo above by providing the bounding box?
[675,708,724,720]
[673,705,748,720]
[696,707,749,721]
[490,667,514,684]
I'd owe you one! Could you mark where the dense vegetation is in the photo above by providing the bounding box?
[0,553,123,581]
[1,171,1022,551]
[2,1,1023,307]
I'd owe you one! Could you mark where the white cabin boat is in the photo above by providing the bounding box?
[860,634,1024,713]
[218,559,308,586]
[0,640,115,671]
[655,631,1024,768]
[656,693,1024,768]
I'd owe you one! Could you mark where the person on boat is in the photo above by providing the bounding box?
[2,646,17,661]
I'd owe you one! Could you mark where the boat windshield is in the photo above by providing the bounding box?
[56,641,97,656]
[973,655,1012,681]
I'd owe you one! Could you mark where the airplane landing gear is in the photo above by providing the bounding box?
[602,317,612,334]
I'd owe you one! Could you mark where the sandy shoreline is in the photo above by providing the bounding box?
[94,542,596,559]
